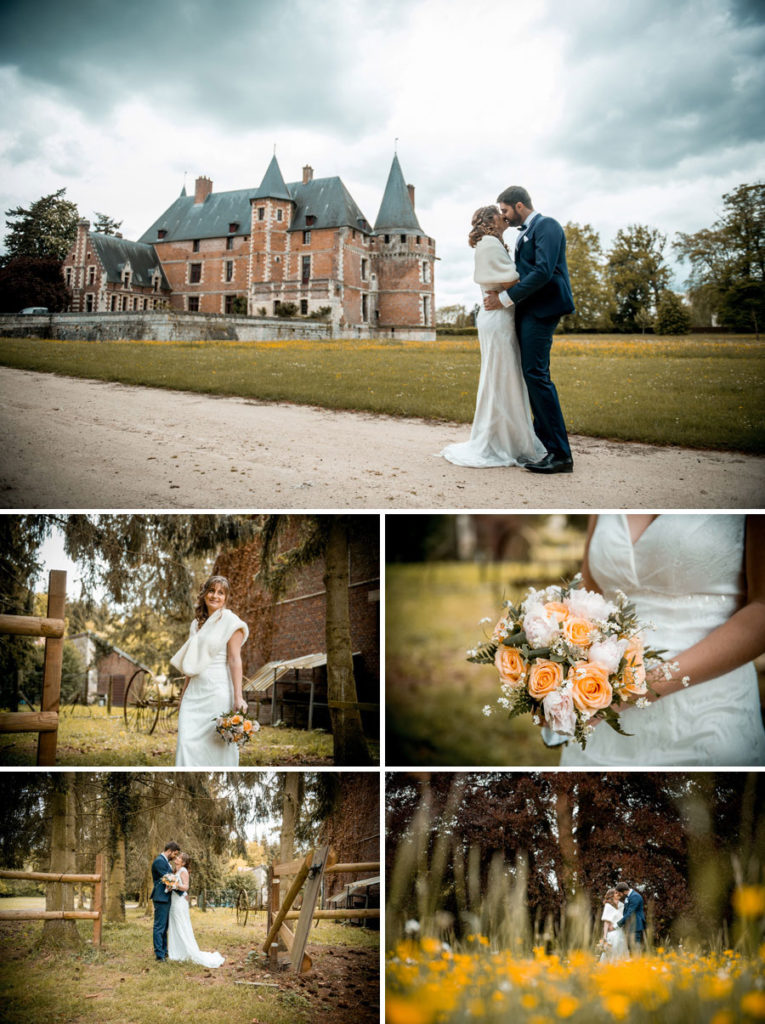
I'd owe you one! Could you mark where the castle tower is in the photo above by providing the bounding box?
[372,155,436,329]
[249,155,294,315]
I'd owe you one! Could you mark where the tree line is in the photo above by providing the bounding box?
[436,181,764,335]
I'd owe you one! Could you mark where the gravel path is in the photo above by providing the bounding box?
[1,368,762,509]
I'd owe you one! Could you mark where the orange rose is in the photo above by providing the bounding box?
[562,616,595,649]
[231,714,242,725]
[527,659,564,700]
[621,637,647,697]
[243,720,253,732]
[495,646,527,687]
[544,601,570,622]
[492,615,511,640]
[569,661,613,712]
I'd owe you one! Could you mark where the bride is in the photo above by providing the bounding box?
[439,206,546,468]
[559,514,765,766]
[167,852,225,968]
[171,575,249,767]
[599,889,628,962]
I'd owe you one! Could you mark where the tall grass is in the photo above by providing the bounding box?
[0,335,763,451]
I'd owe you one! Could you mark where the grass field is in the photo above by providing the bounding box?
[0,334,763,452]
[0,904,379,1024]
[0,705,361,766]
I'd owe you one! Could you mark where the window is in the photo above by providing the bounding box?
[301,256,310,284]
[400,234,406,243]
[361,294,368,322]
[110,294,117,311]
[422,261,430,283]
[228,222,239,233]
[88,266,96,285]
[273,300,279,315]
[306,214,316,226]
[276,209,283,221]
[361,258,368,281]
[300,299,308,315]
[123,272,131,290]
[225,261,234,282]
[188,296,199,312]
[225,295,236,314]
[157,229,166,239]
[189,263,202,283]
[422,295,430,324]
[226,236,234,250]
[384,234,390,243]
[303,230,311,244]
[192,239,200,252]
[153,274,160,292]
[86,294,94,312]
[258,207,265,221]
[65,268,72,286]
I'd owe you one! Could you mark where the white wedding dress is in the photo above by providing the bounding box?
[168,870,224,968]
[600,901,629,961]
[561,514,765,767]
[439,235,546,468]
[171,608,249,767]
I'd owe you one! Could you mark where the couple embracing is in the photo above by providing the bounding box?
[600,882,647,961]
[151,842,224,968]
[440,186,574,475]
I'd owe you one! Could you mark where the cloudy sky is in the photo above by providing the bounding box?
[1,0,763,308]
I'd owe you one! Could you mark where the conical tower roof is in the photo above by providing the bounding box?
[374,154,423,233]
[253,154,292,201]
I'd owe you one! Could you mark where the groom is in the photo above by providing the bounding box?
[484,186,575,474]
[615,881,647,951]
[150,841,180,961]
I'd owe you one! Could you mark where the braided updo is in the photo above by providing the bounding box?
[468,205,506,249]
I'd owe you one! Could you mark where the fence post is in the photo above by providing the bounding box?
[37,570,66,766]
[93,853,103,946]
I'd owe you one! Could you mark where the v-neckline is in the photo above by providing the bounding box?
[623,514,660,548]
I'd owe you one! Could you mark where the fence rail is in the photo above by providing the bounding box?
[0,854,103,944]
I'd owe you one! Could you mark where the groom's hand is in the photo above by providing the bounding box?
[484,291,503,310]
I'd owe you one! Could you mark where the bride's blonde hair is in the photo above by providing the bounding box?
[194,575,231,627]
[469,205,506,249]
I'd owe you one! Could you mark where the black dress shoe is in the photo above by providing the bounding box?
[525,452,574,474]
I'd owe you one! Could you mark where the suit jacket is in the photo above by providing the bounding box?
[507,213,575,319]
[617,889,646,934]
[150,853,173,903]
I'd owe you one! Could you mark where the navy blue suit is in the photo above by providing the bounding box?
[506,213,574,459]
[617,888,647,945]
[150,852,173,960]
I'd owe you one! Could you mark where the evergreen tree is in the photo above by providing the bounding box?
[655,291,692,335]
[92,212,123,236]
[2,188,80,263]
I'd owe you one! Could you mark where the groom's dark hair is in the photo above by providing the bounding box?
[163,841,181,853]
[497,186,532,208]
[615,882,630,893]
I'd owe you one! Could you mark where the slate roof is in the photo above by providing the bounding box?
[374,154,423,234]
[286,176,372,233]
[90,233,170,289]
[138,188,255,244]
[252,154,291,201]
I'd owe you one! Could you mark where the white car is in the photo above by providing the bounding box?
[19,306,49,314]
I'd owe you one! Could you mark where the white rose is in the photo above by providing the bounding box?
[542,690,577,737]
[565,588,616,622]
[522,602,560,648]
[588,638,627,674]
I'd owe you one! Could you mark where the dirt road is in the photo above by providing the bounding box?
[1,368,762,509]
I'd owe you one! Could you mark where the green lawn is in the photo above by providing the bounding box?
[0,905,379,1024]
[0,334,763,451]
[0,705,376,766]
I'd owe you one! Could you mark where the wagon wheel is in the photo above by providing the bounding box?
[123,668,150,731]
[161,700,179,735]
[236,889,249,927]
[145,699,162,736]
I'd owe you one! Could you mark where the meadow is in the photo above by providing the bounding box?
[0,334,763,452]
[0,903,379,1024]
[0,705,349,766]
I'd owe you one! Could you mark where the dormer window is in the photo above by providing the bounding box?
[228,222,239,233]
[306,214,316,227]
[157,229,167,240]
[123,271,131,290]
[192,239,200,252]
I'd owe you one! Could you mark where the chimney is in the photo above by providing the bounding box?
[302,165,314,184]
[407,184,415,209]
[194,175,213,204]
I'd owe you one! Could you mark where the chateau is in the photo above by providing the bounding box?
[62,153,436,333]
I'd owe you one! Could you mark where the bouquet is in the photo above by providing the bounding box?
[214,709,260,746]
[468,575,667,749]
[162,872,180,891]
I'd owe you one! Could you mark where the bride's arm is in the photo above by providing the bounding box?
[580,515,601,593]
[176,868,189,893]
[648,515,765,698]
[227,629,247,713]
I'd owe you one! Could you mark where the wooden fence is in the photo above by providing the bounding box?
[265,847,380,973]
[0,569,66,765]
[0,853,104,945]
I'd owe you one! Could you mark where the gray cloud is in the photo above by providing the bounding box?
[0,0,401,133]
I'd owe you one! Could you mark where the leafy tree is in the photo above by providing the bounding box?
[436,304,470,328]
[560,223,615,332]
[92,212,123,235]
[674,182,765,333]
[0,256,71,312]
[230,296,248,315]
[655,291,692,335]
[2,188,80,263]
[606,225,671,331]
[274,301,298,317]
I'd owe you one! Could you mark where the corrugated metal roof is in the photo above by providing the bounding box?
[245,652,328,693]
[90,234,170,289]
[374,154,423,234]
[328,876,380,900]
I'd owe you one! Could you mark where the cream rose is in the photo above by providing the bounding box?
[588,637,627,674]
[495,646,527,687]
[569,661,613,712]
[527,659,564,700]
[522,602,560,648]
[542,690,577,737]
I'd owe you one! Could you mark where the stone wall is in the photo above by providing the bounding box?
[0,311,435,342]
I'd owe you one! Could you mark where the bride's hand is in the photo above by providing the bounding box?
[236,698,248,714]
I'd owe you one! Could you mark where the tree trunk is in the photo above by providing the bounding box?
[324,519,372,765]
[41,774,81,949]
[105,836,126,923]
[280,773,300,865]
